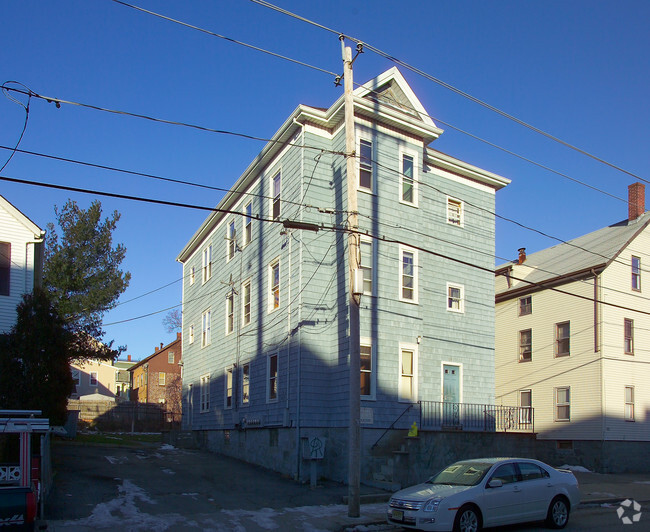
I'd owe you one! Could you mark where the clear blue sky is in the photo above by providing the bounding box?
[2,1,648,360]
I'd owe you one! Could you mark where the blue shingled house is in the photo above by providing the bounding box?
[176,68,510,482]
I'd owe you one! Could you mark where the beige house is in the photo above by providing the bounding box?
[71,358,133,400]
[495,183,650,463]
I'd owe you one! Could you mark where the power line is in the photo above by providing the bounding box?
[248,0,645,182]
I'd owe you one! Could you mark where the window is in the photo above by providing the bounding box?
[267,353,278,402]
[490,463,518,485]
[189,324,194,344]
[90,372,98,386]
[244,202,252,246]
[518,462,546,481]
[226,293,234,334]
[624,318,634,354]
[0,242,10,296]
[519,329,532,362]
[200,374,210,412]
[447,283,464,313]
[241,363,250,405]
[555,387,570,421]
[632,256,641,291]
[519,295,532,316]
[269,259,280,311]
[360,238,373,296]
[272,172,281,220]
[400,247,417,303]
[625,386,635,421]
[159,372,166,386]
[399,346,417,402]
[555,322,570,356]
[190,266,195,285]
[202,244,212,283]
[202,309,211,347]
[447,197,463,226]
[520,390,532,424]
[227,220,236,261]
[225,367,233,409]
[242,280,251,326]
[400,151,417,205]
[168,351,175,364]
[71,369,80,386]
[359,138,373,191]
[360,340,373,397]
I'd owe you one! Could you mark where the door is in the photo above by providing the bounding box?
[482,463,525,526]
[442,364,460,426]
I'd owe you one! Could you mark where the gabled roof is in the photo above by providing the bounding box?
[130,335,181,372]
[0,194,44,239]
[496,212,650,299]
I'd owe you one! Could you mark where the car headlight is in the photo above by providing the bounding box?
[423,498,442,512]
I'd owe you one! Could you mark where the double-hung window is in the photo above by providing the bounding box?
[632,256,641,291]
[447,198,463,226]
[168,351,175,364]
[202,309,211,347]
[399,246,417,303]
[189,324,194,344]
[269,259,280,311]
[267,353,278,402]
[0,242,10,296]
[202,244,212,283]
[555,387,570,421]
[399,346,417,402]
[519,295,532,316]
[71,368,81,386]
[360,238,373,296]
[159,372,166,386]
[625,386,635,421]
[241,363,250,405]
[520,390,532,424]
[227,220,236,261]
[400,151,417,206]
[272,172,281,220]
[359,139,373,191]
[447,283,464,313]
[226,293,234,335]
[242,280,251,326]
[519,329,532,362]
[190,266,195,286]
[225,367,233,409]
[624,318,634,354]
[200,374,210,412]
[90,372,98,386]
[360,340,373,397]
[555,322,570,357]
[244,202,252,246]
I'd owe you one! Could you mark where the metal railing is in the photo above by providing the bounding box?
[419,401,534,433]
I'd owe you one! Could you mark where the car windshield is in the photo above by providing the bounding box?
[426,461,493,486]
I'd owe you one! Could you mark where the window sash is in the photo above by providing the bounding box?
[202,245,212,282]
[401,154,414,204]
[401,251,415,300]
[360,344,372,396]
[226,294,234,334]
[243,281,251,325]
[519,296,532,316]
[202,310,211,347]
[555,387,570,421]
[632,256,641,290]
[359,139,372,190]
[241,364,250,405]
[448,286,462,311]
[519,329,532,361]
[399,349,415,402]
[520,390,532,424]
[447,199,462,225]
[556,322,570,356]
[90,372,98,386]
[168,352,174,364]
[225,368,233,408]
[268,354,278,401]
[270,261,280,310]
[624,319,634,354]
[272,173,281,219]
[360,240,372,295]
[200,375,210,412]
[189,324,194,344]
[244,202,252,245]
[159,372,166,386]
[228,221,236,260]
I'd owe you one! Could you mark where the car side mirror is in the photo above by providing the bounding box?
[487,479,503,488]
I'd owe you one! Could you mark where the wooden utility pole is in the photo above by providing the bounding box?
[342,38,361,519]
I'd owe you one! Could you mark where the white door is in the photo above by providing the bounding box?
[481,463,525,526]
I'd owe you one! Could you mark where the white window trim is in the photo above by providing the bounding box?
[554,386,570,422]
[201,309,212,348]
[224,366,234,410]
[360,337,375,401]
[225,292,234,335]
[446,282,465,313]
[270,169,282,220]
[398,147,418,207]
[190,266,195,285]
[242,278,252,327]
[226,219,237,262]
[241,362,250,406]
[168,352,175,364]
[357,136,374,194]
[360,236,374,297]
[268,258,281,313]
[398,342,419,403]
[202,244,212,284]
[189,324,194,344]
[200,373,210,413]
[625,385,635,422]
[90,371,98,387]
[267,352,279,403]
[446,196,464,227]
[159,372,166,386]
[243,202,252,247]
[440,361,463,404]
[399,245,418,304]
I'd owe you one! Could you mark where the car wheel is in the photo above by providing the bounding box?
[546,496,570,529]
[453,504,482,532]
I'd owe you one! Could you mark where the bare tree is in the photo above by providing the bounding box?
[163,308,182,333]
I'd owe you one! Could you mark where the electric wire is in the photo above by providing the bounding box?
[0,82,31,174]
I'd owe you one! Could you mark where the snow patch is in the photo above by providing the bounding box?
[104,455,128,465]
[160,443,176,451]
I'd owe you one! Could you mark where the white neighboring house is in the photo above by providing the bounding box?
[495,183,650,452]
[0,194,45,334]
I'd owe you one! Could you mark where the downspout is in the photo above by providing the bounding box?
[292,117,305,481]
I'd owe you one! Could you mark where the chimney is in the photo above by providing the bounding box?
[160,342,164,349]
[517,248,526,265]
[177,332,181,340]
[629,182,645,221]
[128,355,131,362]
[155,346,159,352]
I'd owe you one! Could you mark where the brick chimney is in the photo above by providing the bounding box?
[177,332,181,340]
[629,182,645,221]
[517,248,526,265]
[154,346,159,352]
[127,355,131,362]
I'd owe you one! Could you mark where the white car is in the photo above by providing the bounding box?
[387,457,580,532]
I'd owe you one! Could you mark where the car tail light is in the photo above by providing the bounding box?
[25,490,37,523]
